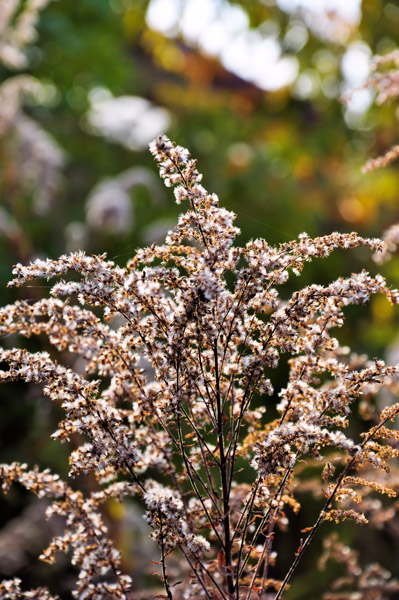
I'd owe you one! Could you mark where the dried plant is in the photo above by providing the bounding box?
[361,49,399,173]
[0,0,64,223]
[0,0,52,69]
[0,135,399,599]
[319,532,399,600]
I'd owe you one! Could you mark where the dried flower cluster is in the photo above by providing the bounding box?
[361,49,399,173]
[0,75,65,217]
[374,223,399,265]
[0,0,64,220]
[368,49,399,104]
[319,532,399,600]
[0,136,399,599]
[0,0,51,69]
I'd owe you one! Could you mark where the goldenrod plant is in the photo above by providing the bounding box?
[0,131,398,599]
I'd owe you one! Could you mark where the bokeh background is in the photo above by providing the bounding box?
[0,0,398,598]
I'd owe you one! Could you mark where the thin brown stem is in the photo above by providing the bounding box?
[214,341,235,597]
[159,512,174,600]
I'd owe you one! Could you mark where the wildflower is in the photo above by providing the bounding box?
[0,135,398,600]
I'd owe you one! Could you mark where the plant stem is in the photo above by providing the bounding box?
[214,342,235,597]
[159,512,173,600]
